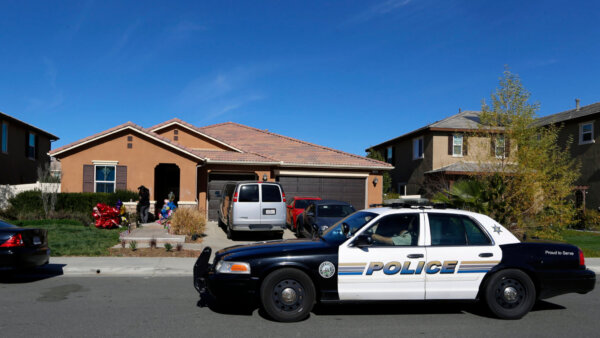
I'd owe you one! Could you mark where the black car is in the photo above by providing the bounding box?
[0,220,50,270]
[296,200,355,238]
[194,206,595,322]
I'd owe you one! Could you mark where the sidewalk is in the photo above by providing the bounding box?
[43,257,600,277]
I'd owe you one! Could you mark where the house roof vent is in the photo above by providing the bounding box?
[576,98,581,111]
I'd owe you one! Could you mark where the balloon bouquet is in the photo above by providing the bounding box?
[92,200,129,229]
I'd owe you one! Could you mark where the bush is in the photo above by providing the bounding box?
[4,190,138,220]
[170,208,206,236]
[581,210,600,231]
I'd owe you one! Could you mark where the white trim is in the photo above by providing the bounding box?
[452,133,463,157]
[94,164,116,193]
[176,201,198,205]
[92,160,119,165]
[279,162,393,170]
[205,158,278,165]
[150,121,243,153]
[274,170,369,178]
[579,121,595,145]
[51,126,204,160]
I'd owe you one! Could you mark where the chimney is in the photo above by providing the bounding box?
[576,98,580,111]
[459,108,462,113]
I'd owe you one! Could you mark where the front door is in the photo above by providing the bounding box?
[424,212,501,300]
[338,213,426,300]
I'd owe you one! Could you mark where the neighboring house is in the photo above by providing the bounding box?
[536,100,600,210]
[49,119,391,220]
[367,110,510,196]
[0,112,59,185]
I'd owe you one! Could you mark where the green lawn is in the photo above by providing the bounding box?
[13,219,122,256]
[562,229,600,257]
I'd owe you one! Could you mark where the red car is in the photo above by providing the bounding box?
[286,196,321,231]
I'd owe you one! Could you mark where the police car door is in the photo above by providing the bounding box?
[338,212,426,300]
[424,211,501,300]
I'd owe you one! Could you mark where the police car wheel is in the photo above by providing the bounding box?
[484,269,536,319]
[260,268,315,322]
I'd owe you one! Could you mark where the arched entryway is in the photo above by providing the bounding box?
[154,163,180,217]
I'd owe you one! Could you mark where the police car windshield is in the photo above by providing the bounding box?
[320,211,378,243]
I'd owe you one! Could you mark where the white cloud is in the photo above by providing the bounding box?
[344,0,412,25]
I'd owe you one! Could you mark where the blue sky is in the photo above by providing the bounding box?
[1,0,599,155]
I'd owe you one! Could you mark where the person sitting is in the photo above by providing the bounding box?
[371,221,412,246]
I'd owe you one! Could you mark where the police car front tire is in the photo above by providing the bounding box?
[260,268,316,322]
[484,269,536,320]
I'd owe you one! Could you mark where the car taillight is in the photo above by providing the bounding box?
[233,192,238,203]
[0,233,24,248]
[579,249,585,267]
[282,192,286,203]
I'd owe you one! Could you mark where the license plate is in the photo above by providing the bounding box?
[33,236,41,245]
[263,209,276,215]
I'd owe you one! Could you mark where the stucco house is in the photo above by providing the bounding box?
[367,110,510,196]
[536,100,600,210]
[0,112,59,185]
[49,119,391,219]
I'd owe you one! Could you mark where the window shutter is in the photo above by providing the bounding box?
[490,137,496,157]
[463,135,468,155]
[83,165,94,192]
[116,165,127,191]
[34,134,39,160]
[448,135,453,155]
[505,137,511,157]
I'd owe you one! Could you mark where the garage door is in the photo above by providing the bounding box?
[278,176,366,210]
[207,173,257,221]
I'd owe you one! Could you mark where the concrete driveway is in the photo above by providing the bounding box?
[202,221,297,260]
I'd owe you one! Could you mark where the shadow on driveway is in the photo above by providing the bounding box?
[0,263,65,284]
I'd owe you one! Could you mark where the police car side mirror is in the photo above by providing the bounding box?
[342,223,350,236]
[353,234,373,248]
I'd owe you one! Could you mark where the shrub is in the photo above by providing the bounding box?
[170,208,206,236]
[582,210,600,231]
[164,243,173,252]
[129,240,137,251]
[5,190,138,220]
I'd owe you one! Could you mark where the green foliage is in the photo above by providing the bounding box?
[366,148,392,194]
[164,243,173,252]
[561,229,600,257]
[578,209,600,231]
[470,68,581,240]
[16,219,122,256]
[129,240,138,251]
[5,190,139,220]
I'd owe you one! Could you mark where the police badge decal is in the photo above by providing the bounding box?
[319,261,335,278]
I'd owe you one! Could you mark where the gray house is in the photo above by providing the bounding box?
[536,100,600,210]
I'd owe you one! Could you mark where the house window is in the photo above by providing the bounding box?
[95,166,116,193]
[413,137,424,160]
[1,122,7,153]
[495,135,506,158]
[27,132,36,159]
[386,146,393,163]
[580,122,594,144]
[453,134,463,156]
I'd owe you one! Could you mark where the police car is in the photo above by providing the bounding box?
[193,204,596,322]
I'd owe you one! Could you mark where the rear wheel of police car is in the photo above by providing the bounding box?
[260,268,316,322]
[484,269,536,319]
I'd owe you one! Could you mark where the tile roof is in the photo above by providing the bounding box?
[50,120,390,169]
[368,110,483,150]
[0,111,59,140]
[535,102,600,126]
[199,122,390,168]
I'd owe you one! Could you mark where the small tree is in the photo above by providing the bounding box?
[366,148,392,194]
[470,68,580,239]
[37,163,61,218]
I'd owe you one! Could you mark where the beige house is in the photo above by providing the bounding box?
[50,119,392,219]
[368,110,510,196]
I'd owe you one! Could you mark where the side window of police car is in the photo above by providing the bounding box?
[365,213,420,247]
[428,213,491,246]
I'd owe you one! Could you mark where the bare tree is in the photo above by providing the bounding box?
[37,163,60,218]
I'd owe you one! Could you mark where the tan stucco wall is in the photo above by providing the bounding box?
[432,134,496,169]
[367,173,383,207]
[57,130,199,201]
[154,125,231,151]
